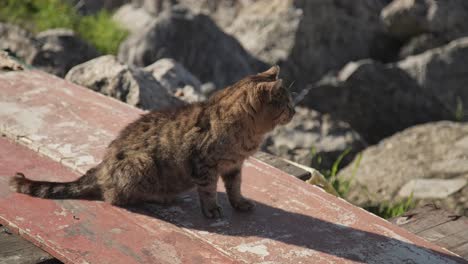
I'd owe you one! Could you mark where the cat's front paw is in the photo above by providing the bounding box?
[201,203,224,218]
[231,198,255,212]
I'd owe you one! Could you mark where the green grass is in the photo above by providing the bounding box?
[455,96,465,122]
[364,194,414,219]
[312,148,414,219]
[0,0,128,54]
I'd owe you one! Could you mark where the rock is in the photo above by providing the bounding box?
[144,58,206,103]
[131,0,252,28]
[65,55,184,110]
[200,82,216,96]
[118,6,265,88]
[338,121,468,216]
[302,59,451,143]
[398,37,468,120]
[113,4,155,33]
[68,0,128,14]
[398,34,447,58]
[228,0,396,89]
[382,0,468,40]
[0,23,38,62]
[0,51,24,72]
[226,0,302,66]
[32,29,100,77]
[0,24,100,77]
[382,0,468,55]
[131,0,178,16]
[398,178,467,199]
[262,107,366,171]
[381,0,431,40]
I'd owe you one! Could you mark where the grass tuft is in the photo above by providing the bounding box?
[0,0,128,54]
[313,147,413,219]
[364,194,414,219]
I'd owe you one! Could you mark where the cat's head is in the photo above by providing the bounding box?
[247,66,295,130]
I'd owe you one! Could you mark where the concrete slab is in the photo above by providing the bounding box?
[0,70,466,263]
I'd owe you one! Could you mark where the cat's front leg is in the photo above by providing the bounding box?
[193,164,223,218]
[197,183,223,218]
[222,168,255,211]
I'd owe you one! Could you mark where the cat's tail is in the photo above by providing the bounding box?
[9,168,101,199]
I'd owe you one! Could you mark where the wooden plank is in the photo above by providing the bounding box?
[253,151,310,180]
[391,204,459,233]
[391,205,468,261]
[452,243,468,261]
[0,70,466,264]
[0,225,60,264]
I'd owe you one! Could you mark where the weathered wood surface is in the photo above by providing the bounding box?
[253,151,311,180]
[0,70,467,263]
[391,204,468,260]
[0,225,60,264]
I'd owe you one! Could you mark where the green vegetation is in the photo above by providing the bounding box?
[0,0,128,54]
[315,148,356,197]
[364,194,414,219]
[312,147,413,219]
[455,96,465,121]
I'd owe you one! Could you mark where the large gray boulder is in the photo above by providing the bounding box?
[227,0,396,89]
[68,0,128,14]
[118,6,265,89]
[131,0,253,28]
[65,55,184,110]
[338,121,468,216]
[32,29,100,77]
[0,23,38,62]
[398,37,468,120]
[382,0,468,56]
[0,24,100,77]
[144,58,206,103]
[382,0,468,40]
[113,4,155,33]
[262,107,366,171]
[302,59,451,143]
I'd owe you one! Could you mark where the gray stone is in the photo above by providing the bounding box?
[339,121,468,216]
[32,29,100,77]
[0,51,24,72]
[262,107,366,171]
[398,178,467,199]
[382,0,468,40]
[65,55,184,110]
[118,6,265,88]
[301,59,451,143]
[144,58,205,103]
[398,34,448,58]
[398,37,468,120]
[112,4,154,33]
[0,23,38,62]
[68,0,128,14]
[131,0,253,28]
[0,24,100,77]
[228,0,395,89]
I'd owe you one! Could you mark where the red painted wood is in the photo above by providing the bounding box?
[0,70,466,263]
[0,137,235,264]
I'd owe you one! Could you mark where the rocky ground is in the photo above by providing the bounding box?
[1,0,467,216]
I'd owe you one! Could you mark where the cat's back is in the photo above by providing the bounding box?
[108,103,206,153]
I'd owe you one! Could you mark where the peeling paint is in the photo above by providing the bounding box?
[0,102,49,134]
[74,155,96,167]
[235,243,270,258]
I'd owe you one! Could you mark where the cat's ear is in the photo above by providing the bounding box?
[258,65,280,80]
[264,79,283,92]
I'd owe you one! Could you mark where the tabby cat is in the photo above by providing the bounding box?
[10,66,295,218]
